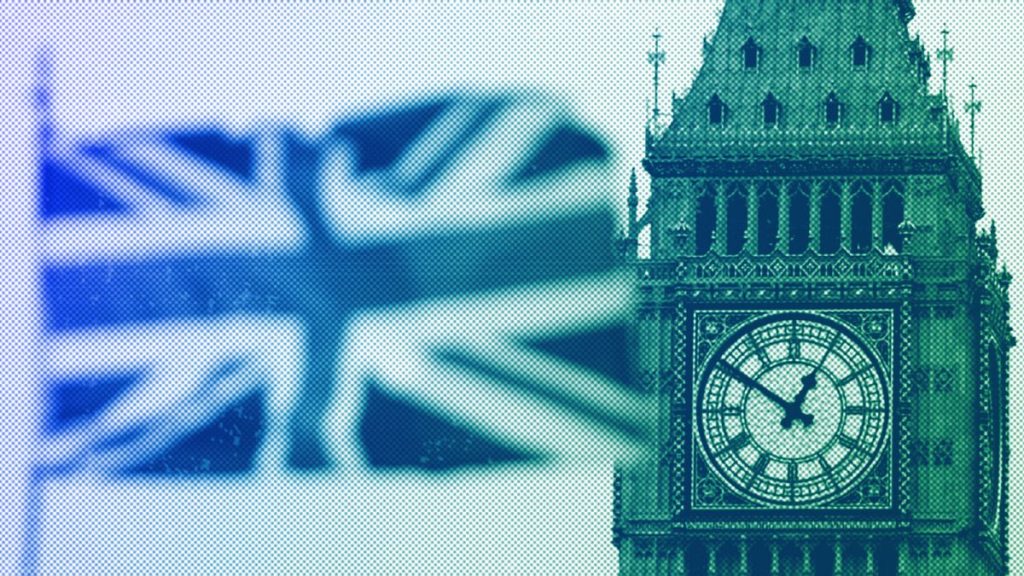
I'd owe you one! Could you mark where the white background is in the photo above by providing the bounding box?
[1,2,1021,574]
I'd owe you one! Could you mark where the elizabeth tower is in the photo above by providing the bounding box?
[614,0,1012,574]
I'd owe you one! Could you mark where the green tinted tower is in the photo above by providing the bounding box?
[615,0,1012,574]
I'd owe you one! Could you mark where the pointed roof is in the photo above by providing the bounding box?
[648,0,953,163]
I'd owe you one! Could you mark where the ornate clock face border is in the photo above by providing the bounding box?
[673,304,907,522]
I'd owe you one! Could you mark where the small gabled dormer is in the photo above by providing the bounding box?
[708,94,727,125]
[879,91,900,123]
[797,36,816,70]
[824,92,843,126]
[762,93,781,127]
[851,35,872,67]
[742,37,762,69]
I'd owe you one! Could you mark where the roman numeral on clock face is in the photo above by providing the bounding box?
[752,452,770,476]
[717,431,751,456]
[747,333,771,365]
[696,313,890,506]
[818,456,840,490]
[787,319,801,358]
[835,365,872,387]
[837,433,865,453]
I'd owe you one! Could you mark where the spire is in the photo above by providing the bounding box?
[617,169,640,261]
[937,26,953,110]
[647,30,665,119]
[627,168,639,239]
[965,80,982,158]
[999,261,1013,292]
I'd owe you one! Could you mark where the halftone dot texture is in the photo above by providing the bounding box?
[614,0,1016,574]
[18,0,1024,574]
[34,89,652,575]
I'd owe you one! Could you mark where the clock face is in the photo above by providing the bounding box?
[696,313,889,506]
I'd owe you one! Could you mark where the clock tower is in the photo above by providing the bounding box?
[614,1,1012,574]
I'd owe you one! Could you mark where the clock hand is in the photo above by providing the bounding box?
[718,362,791,411]
[781,372,816,429]
[778,334,838,430]
[791,371,817,407]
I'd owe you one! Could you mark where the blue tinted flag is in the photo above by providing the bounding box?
[37,92,651,480]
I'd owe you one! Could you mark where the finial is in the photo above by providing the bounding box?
[898,217,916,239]
[965,80,982,158]
[936,26,953,109]
[668,220,692,251]
[896,218,916,256]
[1000,262,1013,287]
[648,29,666,119]
[615,229,637,261]
[626,168,639,239]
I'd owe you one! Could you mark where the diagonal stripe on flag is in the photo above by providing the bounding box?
[37,90,651,478]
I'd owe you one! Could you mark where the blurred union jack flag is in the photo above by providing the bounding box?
[36,91,652,481]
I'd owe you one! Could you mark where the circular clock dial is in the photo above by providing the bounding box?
[697,313,889,506]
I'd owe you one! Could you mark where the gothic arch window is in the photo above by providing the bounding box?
[726,183,748,254]
[825,91,843,126]
[788,181,810,254]
[716,544,742,575]
[708,94,726,125]
[880,91,900,123]
[695,185,716,255]
[881,182,905,253]
[685,543,710,576]
[819,182,841,254]
[778,543,803,576]
[763,93,781,127]
[851,35,872,67]
[742,37,762,69]
[757,183,779,254]
[875,543,899,575]
[810,543,836,576]
[798,36,816,69]
[843,544,870,575]
[747,542,771,576]
[850,181,873,253]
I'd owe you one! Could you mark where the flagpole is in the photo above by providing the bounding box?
[34,48,54,159]
[22,47,56,576]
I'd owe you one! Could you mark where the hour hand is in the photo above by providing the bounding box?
[781,372,817,429]
[792,371,817,408]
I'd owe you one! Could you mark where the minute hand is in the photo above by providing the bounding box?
[718,362,791,410]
